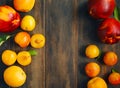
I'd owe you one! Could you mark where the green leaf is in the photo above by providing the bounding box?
[114,6,120,21]
[0,35,11,46]
[28,50,37,56]
[111,68,118,73]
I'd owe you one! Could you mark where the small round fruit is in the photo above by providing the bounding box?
[85,44,100,59]
[17,51,31,66]
[103,51,118,66]
[30,34,45,48]
[21,15,36,31]
[13,0,35,12]
[2,50,17,66]
[4,66,26,87]
[87,77,107,88]
[14,32,31,48]
[108,72,120,85]
[85,62,100,77]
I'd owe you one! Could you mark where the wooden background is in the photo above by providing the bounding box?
[0,0,120,88]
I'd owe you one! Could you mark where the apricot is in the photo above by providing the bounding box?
[85,62,100,77]
[30,34,45,48]
[103,51,118,66]
[85,44,100,59]
[108,72,120,85]
[2,50,17,66]
[17,51,31,66]
[4,66,26,87]
[87,77,107,88]
[13,0,35,12]
[14,32,31,48]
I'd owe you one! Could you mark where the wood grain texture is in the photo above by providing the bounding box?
[0,0,120,88]
[45,0,78,88]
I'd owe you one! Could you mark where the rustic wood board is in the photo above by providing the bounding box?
[0,0,120,88]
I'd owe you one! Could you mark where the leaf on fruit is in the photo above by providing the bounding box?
[114,6,120,21]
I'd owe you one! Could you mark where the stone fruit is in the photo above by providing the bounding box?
[88,0,116,19]
[0,5,20,32]
[13,0,35,12]
[108,72,120,85]
[98,18,120,44]
[103,51,118,66]
[17,51,32,66]
[14,32,31,48]
[30,34,45,48]
[87,77,107,88]
[20,15,36,31]
[4,66,26,87]
[2,50,17,66]
[85,44,100,59]
[85,62,100,77]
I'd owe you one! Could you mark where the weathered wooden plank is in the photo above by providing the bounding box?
[1,0,120,88]
[45,0,78,88]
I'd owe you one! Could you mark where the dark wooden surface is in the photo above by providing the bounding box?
[0,0,120,88]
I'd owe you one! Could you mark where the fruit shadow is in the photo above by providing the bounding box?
[77,62,90,88]
[77,1,101,43]
[0,52,9,88]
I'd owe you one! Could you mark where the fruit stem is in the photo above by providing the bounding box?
[111,68,118,73]
[0,35,11,46]
[28,50,37,56]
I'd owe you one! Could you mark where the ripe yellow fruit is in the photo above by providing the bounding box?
[85,44,100,59]
[4,66,26,87]
[30,34,45,48]
[87,77,107,88]
[2,50,17,66]
[17,51,32,66]
[13,0,35,12]
[20,15,36,31]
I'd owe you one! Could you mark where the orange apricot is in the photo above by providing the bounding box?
[103,51,118,66]
[14,32,31,48]
[108,72,120,85]
[13,0,35,12]
[85,62,100,77]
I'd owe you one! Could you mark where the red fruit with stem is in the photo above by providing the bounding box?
[98,18,120,44]
[88,0,116,19]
